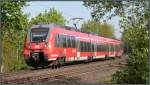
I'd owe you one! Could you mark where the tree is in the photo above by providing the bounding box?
[1,1,66,72]
[1,0,29,72]
[83,0,149,83]
[81,20,115,38]
[29,8,66,26]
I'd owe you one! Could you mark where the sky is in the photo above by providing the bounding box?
[22,1,121,39]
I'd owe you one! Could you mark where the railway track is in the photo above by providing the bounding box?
[1,56,127,84]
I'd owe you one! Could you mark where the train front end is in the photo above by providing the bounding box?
[23,25,51,68]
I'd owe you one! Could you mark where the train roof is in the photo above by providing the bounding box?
[30,23,57,29]
[29,23,122,43]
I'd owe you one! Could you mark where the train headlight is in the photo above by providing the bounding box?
[45,42,51,48]
[47,44,51,48]
[28,43,30,49]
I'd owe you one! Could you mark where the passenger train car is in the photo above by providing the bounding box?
[23,24,123,68]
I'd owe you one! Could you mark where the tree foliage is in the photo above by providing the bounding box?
[81,20,115,38]
[1,1,67,72]
[112,26,148,84]
[84,0,149,84]
[29,8,66,26]
[1,0,30,72]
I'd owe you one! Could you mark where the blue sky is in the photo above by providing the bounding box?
[22,1,121,39]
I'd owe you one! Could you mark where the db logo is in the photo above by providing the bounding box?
[35,45,39,48]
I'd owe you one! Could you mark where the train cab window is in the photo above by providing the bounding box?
[31,28,49,42]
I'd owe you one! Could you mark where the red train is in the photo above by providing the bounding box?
[23,23,123,68]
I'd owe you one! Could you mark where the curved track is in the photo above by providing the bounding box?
[1,55,128,84]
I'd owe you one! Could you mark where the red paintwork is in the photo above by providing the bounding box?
[23,26,123,63]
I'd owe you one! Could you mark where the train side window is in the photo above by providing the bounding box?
[112,45,114,51]
[111,45,113,52]
[60,35,64,47]
[94,43,96,52]
[90,42,92,52]
[101,44,104,52]
[70,36,73,48]
[84,42,87,52]
[93,43,95,52]
[104,45,106,51]
[88,42,90,52]
[86,42,88,52]
[105,45,107,52]
[102,44,105,52]
[118,45,120,50]
[106,45,108,52]
[55,34,58,47]
[99,44,101,52]
[92,43,94,52]
[83,42,86,52]
[90,43,93,52]
[66,36,69,48]
[105,45,107,51]
[71,36,75,48]
[96,44,98,52]
[81,42,83,52]
[111,45,113,51]
[62,35,67,48]
[79,41,81,51]
[114,45,115,51]
[116,45,118,51]
[87,42,89,52]
[67,36,71,48]
[97,44,99,52]
[89,42,91,52]
[81,41,84,52]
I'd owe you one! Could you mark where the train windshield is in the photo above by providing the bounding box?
[31,28,49,42]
